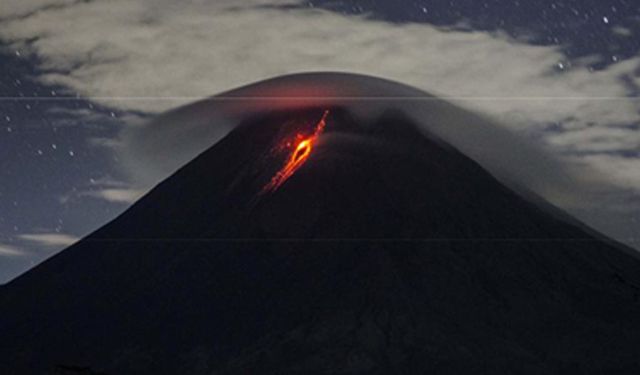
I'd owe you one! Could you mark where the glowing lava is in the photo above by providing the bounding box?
[262,110,329,193]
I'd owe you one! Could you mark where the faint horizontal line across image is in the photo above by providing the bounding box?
[1,96,640,101]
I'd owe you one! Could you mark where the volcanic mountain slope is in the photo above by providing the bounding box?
[1,106,640,375]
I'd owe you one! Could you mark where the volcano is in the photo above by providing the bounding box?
[2,74,640,374]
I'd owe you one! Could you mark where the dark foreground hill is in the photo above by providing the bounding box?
[1,80,640,374]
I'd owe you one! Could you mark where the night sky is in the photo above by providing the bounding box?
[1,0,639,283]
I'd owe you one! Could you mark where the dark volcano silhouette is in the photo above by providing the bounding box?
[2,81,640,374]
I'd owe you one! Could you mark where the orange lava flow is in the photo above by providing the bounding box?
[262,110,329,193]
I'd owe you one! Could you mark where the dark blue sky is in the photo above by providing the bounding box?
[0,50,133,279]
[308,0,639,63]
[1,0,639,282]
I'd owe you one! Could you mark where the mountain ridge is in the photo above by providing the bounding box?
[1,100,640,374]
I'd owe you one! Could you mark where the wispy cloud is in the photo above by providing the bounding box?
[0,243,26,257]
[19,233,80,247]
[57,176,145,205]
[1,0,637,163]
[0,0,75,21]
[83,188,144,204]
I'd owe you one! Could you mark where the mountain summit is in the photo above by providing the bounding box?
[2,75,640,375]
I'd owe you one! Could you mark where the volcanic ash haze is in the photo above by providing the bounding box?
[0,73,639,374]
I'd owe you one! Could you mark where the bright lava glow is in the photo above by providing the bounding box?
[262,110,329,193]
